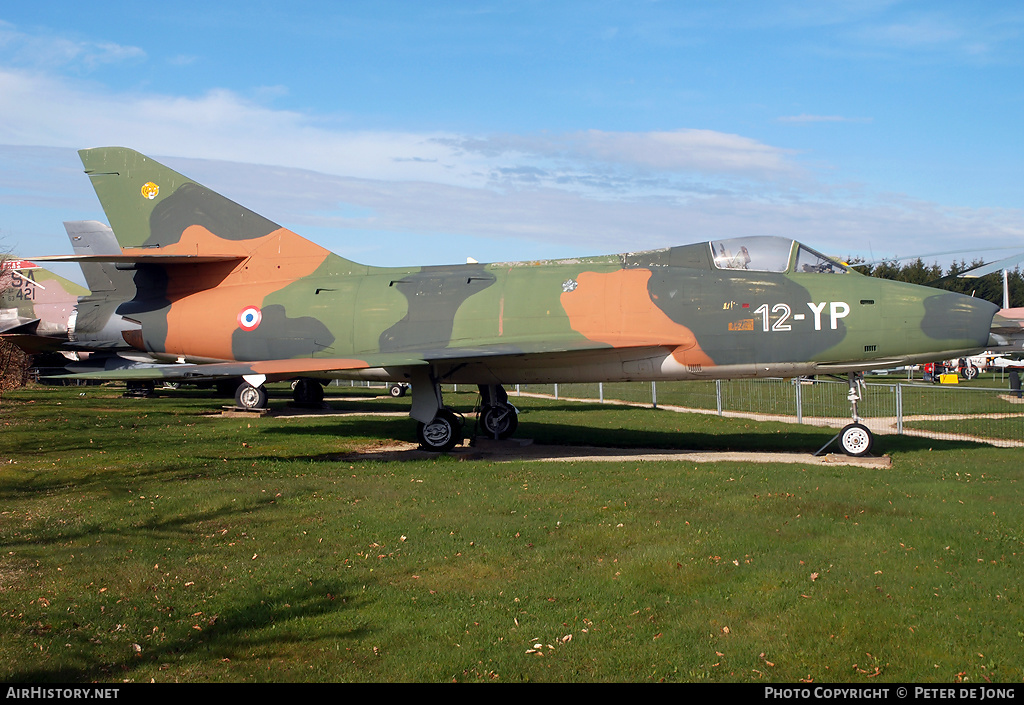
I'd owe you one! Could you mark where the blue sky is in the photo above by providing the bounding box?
[1,1,1022,284]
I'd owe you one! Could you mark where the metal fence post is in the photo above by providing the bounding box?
[795,377,803,424]
[652,381,657,408]
[716,379,723,416]
[554,383,559,400]
[599,382,604,403]
[896,383,903,435]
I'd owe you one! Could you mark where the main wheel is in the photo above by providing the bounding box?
[962,365,979,381]
[293,378,324,404]
[480,404,518,440]
[125,381,155,397]
[389,383,407,397]
[235,383,269,410]
[416,409,463,452]
[840,423,873,457]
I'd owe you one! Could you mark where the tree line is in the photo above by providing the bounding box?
[850,257,1024,309]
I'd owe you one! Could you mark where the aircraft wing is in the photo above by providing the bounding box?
[28,254,246,265]
[45,353,431,382]
[45,339,675,383]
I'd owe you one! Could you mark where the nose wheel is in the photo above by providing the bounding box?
[839,422,873,457]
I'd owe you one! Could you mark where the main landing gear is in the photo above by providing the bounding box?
[234,381,268,410]
[477,384,519,440]
[292,378,325,405]
[234,377,326,410]
[408,368,465,452]
[407,372,521,452]
[416,408,464,452]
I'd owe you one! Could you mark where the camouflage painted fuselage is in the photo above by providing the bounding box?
[52,148,996,391]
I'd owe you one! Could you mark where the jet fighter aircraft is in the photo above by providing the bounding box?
[0,258,88,349]
[29,147,1002,456]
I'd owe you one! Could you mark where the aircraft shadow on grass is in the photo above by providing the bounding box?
[9,578,364,683]
[256,413,983,458]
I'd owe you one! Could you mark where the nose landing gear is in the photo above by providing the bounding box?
[818,372,875,457]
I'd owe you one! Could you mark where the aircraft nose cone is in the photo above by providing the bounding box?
[922,292,998,345]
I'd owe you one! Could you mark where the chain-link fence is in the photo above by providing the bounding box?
[329,376,1024,447]
[506,378,1024,448]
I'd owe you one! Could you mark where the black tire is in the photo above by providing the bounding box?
[480,404,518,440]
[416,409,463,452]
[125,381,155,397]
[216,378,241,397]
[293,378,324,404]
[840,423,873,457]
[389,383,407,398]
[235,383,269,410]
[962,365,979,381]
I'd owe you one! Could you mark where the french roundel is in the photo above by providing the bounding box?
[238,306,262,331]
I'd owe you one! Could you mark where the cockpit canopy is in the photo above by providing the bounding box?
[710,236,849,274]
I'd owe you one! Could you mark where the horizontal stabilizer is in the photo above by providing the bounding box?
[0,318,40,336]
[0,332,69,355]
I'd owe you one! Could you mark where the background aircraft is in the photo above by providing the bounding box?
[0,258,87,351]
[25,147,1005,456]
[0,222,248,396]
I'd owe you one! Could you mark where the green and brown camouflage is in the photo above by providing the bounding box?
[28,147,1005,452]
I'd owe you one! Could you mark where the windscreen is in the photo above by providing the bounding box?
[794,245,849,274]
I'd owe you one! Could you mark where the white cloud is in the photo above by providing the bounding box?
[0,67,478,185]
[443,129,799,179]
[0,21,145,71]
[0,44,1019,270]
[169,156,1024,268]
[845,8,1024,62]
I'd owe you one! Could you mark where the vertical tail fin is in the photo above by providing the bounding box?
[78,147,333,261]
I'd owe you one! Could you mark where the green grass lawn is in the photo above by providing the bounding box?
[1,384,1021,683]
